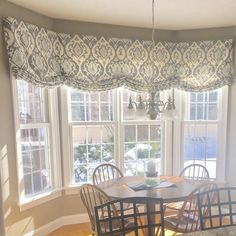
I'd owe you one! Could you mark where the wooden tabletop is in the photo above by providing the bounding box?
[97,175,209,203]
[182,226,236,235]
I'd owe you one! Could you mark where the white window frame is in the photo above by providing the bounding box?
[173,86,228,181]
[11,79,62,211]
[61,87,171,193]
[61,86,118,188]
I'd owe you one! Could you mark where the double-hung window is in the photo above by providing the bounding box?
[121,89,162,176]
[68,89,115,184]
[182,88,228,179]
[13,80,61,206]
[63,87,163,186]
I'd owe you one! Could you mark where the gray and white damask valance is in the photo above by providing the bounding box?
[3,16,234,92]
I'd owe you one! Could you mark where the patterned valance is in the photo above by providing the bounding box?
[3,17,234,92]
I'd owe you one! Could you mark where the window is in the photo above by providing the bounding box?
[122,89,161,176]
[183,90,222,179]
[69,89,115,184]
[62,86,227,186]
[65,88,162,185]
[13,80,60,202]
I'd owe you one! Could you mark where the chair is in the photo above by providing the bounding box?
[93,163,123,185]
[80,184,112,233]
[179,164,210,180]
[197,186,236,230]
[95,197,165,236]
[164,182,217,233]
[165,164,210,212]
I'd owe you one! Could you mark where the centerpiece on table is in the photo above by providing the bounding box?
[144,159,160,187]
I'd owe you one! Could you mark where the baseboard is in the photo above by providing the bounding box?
[23,213,89,236]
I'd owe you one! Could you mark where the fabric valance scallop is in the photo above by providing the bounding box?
[3,16,234,92]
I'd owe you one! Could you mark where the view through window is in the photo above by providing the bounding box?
[183,90,219,178]
[69,88,162,184]
[16,80,51,198]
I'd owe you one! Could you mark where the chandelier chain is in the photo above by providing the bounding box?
[152,0,156,44]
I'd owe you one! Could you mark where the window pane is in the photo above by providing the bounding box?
[88,126,101,144]
[122,89,158,121]
[124,125,136,142]
[100,103,113,120]
[17,80,46,123]
[209,91,218,102]
[71,89,84,102]
[102,144,114,162]
[183,123,217,179]
[137,125,148,142]
[150,125,161,141]
[72,126,87,144]
[188,90,218,121]
[150,143,161,159]
[102,126,114,143]
[71,103,85,121]
[208,104,218,120]
[69,89,113,122]
[123,124,161,176]
[72,125,115,184]
[24,174,32,196]
[74,165,87,183]
[21,127,51,197]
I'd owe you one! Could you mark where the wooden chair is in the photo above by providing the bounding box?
[179,164,210,180]
[165,164,210,212]
[80,184,112,234]
[164,182,217,233]
[197,186,236,230]
[93,163,123,185]
[95,197,165,236]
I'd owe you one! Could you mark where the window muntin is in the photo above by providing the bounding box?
[70,89,113,122]
[72,125,115,183]
[188,91,218,121]
[17,80,47,123]
[183,90,219,178]
[69,89,115,184]
[124,124,161,176]
[16,80,52,198]
[68,88,162,184]
[122,89,162,176]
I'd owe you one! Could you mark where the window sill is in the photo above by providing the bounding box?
[18,189,62,211]
[64,185,83,195]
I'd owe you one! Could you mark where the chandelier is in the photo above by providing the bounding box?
[128,0,175,120]
[128,90,175,120]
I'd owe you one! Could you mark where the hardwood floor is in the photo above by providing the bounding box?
[47,222,181,236]
[47,222,93,236]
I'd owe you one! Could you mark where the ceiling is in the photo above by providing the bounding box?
[8,0,236,30]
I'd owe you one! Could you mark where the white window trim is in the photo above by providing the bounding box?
[61,86,118,187]
[11,79,62,210]
[62,87,169,191]
[174,87,228,181]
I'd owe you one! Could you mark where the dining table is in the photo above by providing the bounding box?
[97,175,210,203]
[182,225,236,235]
[97,175,212,236]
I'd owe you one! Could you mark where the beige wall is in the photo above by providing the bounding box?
[0,1,85,236]
[0,0,236,235]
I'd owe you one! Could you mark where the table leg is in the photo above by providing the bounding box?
[143,201,156,236]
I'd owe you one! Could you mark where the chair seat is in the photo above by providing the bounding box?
[100,218,135,235]
[165,201,197,212]
[165,201,184,211]
[164,213,199,233]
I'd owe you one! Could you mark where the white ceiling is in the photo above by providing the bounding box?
[8,0,236,30]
